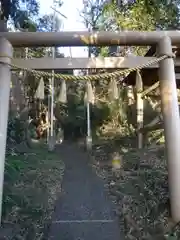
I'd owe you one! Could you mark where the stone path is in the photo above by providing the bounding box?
[48,142,123,240]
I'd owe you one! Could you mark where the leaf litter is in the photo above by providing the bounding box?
[91,141,180,240]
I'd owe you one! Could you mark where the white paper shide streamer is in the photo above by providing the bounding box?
[136,70,143,92]
[109,78,119,100]
[84,80,95,105]
[34,77,44,99]
[57,79,67,104]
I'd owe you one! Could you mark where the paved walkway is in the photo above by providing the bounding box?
[48,142,123,240]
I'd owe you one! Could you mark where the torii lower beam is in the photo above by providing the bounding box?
[11,56,180,70]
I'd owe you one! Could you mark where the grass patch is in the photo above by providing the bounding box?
[1,145,64,239]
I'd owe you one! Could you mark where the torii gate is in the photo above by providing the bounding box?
[0,28,180,223]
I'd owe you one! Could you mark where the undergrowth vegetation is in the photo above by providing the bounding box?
[1,118,64,240]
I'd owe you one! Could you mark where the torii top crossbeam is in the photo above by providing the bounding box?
[1,31,180,47]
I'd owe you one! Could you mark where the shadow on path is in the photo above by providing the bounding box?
[48,142,123,240]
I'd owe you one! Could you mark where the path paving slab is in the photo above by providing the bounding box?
[48,143,123,240]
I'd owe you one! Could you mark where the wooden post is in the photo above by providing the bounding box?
[136,71,143,149]
[158,36,180,222]
[0,37,13,224]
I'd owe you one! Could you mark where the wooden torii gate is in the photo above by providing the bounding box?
[0,29,180,224]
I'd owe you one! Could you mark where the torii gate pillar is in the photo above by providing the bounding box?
[158,36,180,222]
[0,37,12,224]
